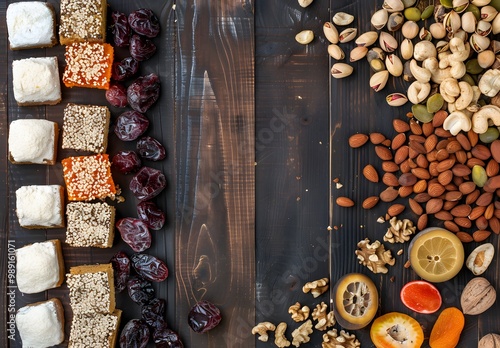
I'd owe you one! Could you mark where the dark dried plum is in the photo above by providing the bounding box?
[130,34,157,61]
[119,319,150,348]
[110,251,131,292]
[116,218,152,252]
[112,151,142,174]
[154,322,184,348]
[114,110,149,141]
[137,136,166,161]
[131,253,169,282]
[142,298,166,328]
[188,300,222,333]
[106,83,128,108]
[137,201,165,230]
[127,74,160,113]
[112,57,139,81]
[128,277,155,305]
[128,9,160,38]
[112,11,131,47]
[130,167,166,201]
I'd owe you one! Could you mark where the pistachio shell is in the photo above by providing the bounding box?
[339,28,357,43]
[472,0,492,6]
[476,20,492,36]
[435,4,448,22]
[323,22,339,44]
[379,31,398,52]
[481,5,498,22]
[370,70,390,92]
[430,23,447,39]
[332,12,354,26]
[470,33,491,53]
[461,11,478,33]
[400,38,414,60]
[355,31,378,47]
[383,0,405,12]
[419,27,432,41]
[387,12,405,31]
[328,44,345,60]
[367,47,386,63]
[492,10,500,33]
[436,40,450,53]
[298,0,314,7]
[386,93,408,106]
[295,30,314,44]
[401,21,419,39]
[331,63,353,78]
[453,0,469,13]
[385,54,403,76]
[350,46,368,62]
[491,40,500,53]
[371,9,389,30]
[478,50,496,68]
[444,10,461,33]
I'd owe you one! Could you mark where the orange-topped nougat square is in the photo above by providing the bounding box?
[63,42,113,89]
[62,154,116,201]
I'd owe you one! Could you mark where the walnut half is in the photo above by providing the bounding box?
[302,277,329,298]
[322,329,360,348]
[288,302,310,322]
[383,217,416,243]
[355,238,395,274]
[251,322,275,342]
[274,322,291,348]
[311,302,335,331]
[291,319,313,347]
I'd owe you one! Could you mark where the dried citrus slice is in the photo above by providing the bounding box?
[400,280,442,314]
[409,228,464,283]
[333,273,378,330]
[370,312,424,348]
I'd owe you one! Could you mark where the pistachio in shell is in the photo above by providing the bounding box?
[471,33,491,53]
[386,93,408,106]
[367,47,386,63]
[355,31,378,47]
[323,22,339,44]
[460,277,496,315]
[328,44,345,60]
[339,28,357,43]
[453,0,469,13]
[383,0,405,12]
[331,63,353,78]
[444,10,461,33]
[370,58,386,73]
[400,38,414,60]
[350,46,368,62]
[370,70,390,92]
[379,31,398,52]
[461,11,478,33]
[477,20,492,36]
[466,243,494,275]
[385,54,403,77]
[332,12,354,26]
[371,8,389,30]
[401,20,419,39]
[429,22,447,39]
[387,12,405,31]
[481,5,498,22]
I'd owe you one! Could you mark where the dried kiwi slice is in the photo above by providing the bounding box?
[333,273,378,330]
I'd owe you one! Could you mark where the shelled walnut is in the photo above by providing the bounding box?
[302,277,329,298]
[251,322,276,342]
[288,302,310,322]
[291,319,313,347]
[322,329,360,348]
[383,216,416,243]
[355,238,395,274]
[275,322,291,348]
[311,302,335,331]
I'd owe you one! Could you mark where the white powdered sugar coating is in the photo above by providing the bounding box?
[16,241,60,294]
[15,185,63,228]
[16,300,64,347]
[7,2,55,49]
[9,119,55,164]
[12,57,61,104]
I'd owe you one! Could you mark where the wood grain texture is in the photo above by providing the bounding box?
[174,1,256,346]
[330,1,492,346]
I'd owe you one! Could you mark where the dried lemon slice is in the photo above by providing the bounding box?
[409,228,464,283]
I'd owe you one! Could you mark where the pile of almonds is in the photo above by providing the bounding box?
[342,109,500,243]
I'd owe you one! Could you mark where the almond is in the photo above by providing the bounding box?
[409,140,426,154]
[456,231,473,243]
[451,204,472,217]
[428,182,446,197]
[476,192,493,207]
[432,110,448,127]
[363,164,379,183]
[410,168,429,180]
[484,175,500,193]
[443,200,458,211]
[486,159,499,177]
[393,118,410,133]
[436,158,456,172]
[399,159,411,173]
[473,230,491,242]
[469,206,486,220]
[398,185,413,197]
[413,179,427,193]
[444,220,460,233]
[456,133,471,151]
[379,186,399,202]
[415,154,428,168]
[485,203,495,220]
[438,170,453,186]
[434,127,452,138]
[468,129,479,147]
[409,118,422,135]
[370,132,386,144]
[382,161,399,173]
[467,157,485,168]
[445,182,459,192]
[455,217,472,228]
[445,190,463,202]
[348,133,369,148]
[409,135,426,143]
[424,134,438,153]
[399,173,417,186]
[455,150,467,164]
[422,122,434,137]
[435,210,453,221]
[375,145,393,161]
[426,150,438,162]
[446,140,462,153]
[429,162,440,177]
[489,216,500,234]
[459,181,477,195]
[436,148,450,162]
[466,189,481,205]
[336,196,355,207]
[452,164,471,177]
[392,133,406,150]
[476,216,489,230]
[414,192,431,203]
[382,139,392,147]
[436,139,449,151]
[471,144,491,160]
[382,172,400,187]
[408,198,423,215]
[362,196,379,209]
[407,158,418,169]
[417,214,428,230]
[394,146,409,164]
[426,198,443,214]
[491,139,500,162]
[388,203,405,217]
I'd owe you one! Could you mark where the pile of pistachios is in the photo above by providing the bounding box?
[320,0,500,136]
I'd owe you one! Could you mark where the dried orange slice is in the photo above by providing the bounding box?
[370,312,424,348]
[400,280,442,314]
[408,228,464,283]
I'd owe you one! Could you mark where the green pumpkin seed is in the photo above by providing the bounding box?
[479,127,500,143]
[427,93,444,113]
[421,5,435,20]
[466,59,484,75]
[490,0,500,11]
[404,7,422,21]
[440,0,453,9]
[472,165,488,187]
[461,73,476,86]
[465,4,481,21]
[412,104,434,123]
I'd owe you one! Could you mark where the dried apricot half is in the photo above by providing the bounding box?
[333,273,378,330]
[370,312,424,348]
[400,280,442,314]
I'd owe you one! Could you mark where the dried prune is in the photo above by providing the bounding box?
[137,201,165,230]
[114,111,149,141]
[112,151,142,174]
[188,300,222,333]
[119,319,150,348]
[116,218,152,252]
[128,9,160,38]
[128,277,155,305]
[127,74,160,113]
[106,83,128,108]
[131,253,169,282]
[154,322,184,348]
[130,34,157,61]
[111,11,131,47]
[137,136,166,161]
[142,298,166,328]
[110,251,131,292]
[112,57,139,81]
[130,167,166,201]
